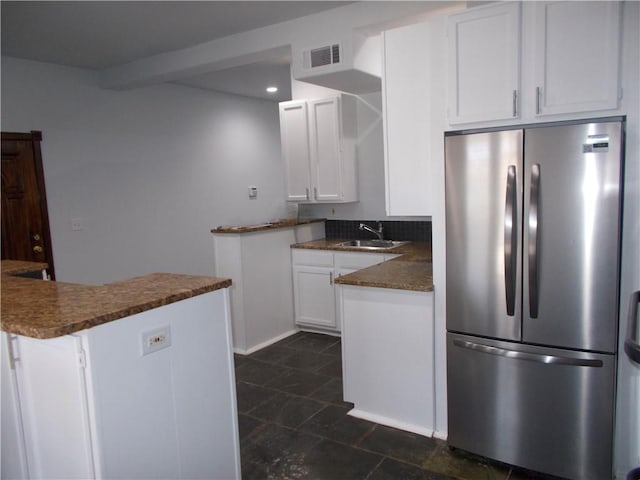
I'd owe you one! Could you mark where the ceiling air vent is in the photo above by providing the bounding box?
[309,44,341,68]
[293,34,381,93]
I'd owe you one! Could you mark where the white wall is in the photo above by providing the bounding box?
[1,57,288,285]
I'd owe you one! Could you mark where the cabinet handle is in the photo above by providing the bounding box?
[305,188,310,200]
[512,90,518,117]
[535,86,542,115]
[314,187,318,200]
[329,272,334,285]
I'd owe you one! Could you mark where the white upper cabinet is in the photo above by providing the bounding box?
[382,21,434,216]
[447,2,521,124]
[447,1,623,125]
[532,1,622,116]
[279,95,358,203]
[279,100,311,201]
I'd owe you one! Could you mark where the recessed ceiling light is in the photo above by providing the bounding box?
[266,86,278,93]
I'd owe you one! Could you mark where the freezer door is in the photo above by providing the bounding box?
[447,332,615,480]
[445,130,523,340]
[523,121,622,352]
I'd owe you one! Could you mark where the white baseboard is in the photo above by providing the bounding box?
[296,326,341,337]
[432,429,448,441]
[347,408,434,438]
[233,329,298,355]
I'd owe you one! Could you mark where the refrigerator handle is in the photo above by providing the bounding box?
[504,165,517,316]
[529,163,541,318]
[625,290,640,364]
[452,339,603,367]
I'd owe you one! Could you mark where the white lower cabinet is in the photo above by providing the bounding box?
[1,290,240,480]
[291,249,387,332]
[341,285,435,437]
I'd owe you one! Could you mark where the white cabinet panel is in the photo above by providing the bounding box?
[293,264,337,329]
[214,229,297,354]
[1,333,29,479]
[309,98,342,201]
[532,1,621,116]
[13,335,95,479]
[341,286,435,436]
[447,2,521,124]
[5,291,240,480]
[446,1,623,125]
[334,251,385,270]
[280,95,357,203]
[382,22,434,216]
[292,249,387,333]
[279,101,311,201]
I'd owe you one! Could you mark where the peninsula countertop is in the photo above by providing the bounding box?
[1,266,232,339]
[212,217,324,234]
[291,239,433,292]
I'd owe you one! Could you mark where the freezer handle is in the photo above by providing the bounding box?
[452,339,603,367]
[504,165,517,316]
[625,290,640,364]
[528,163,541,318]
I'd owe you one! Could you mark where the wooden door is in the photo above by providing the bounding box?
[1,131,55,278]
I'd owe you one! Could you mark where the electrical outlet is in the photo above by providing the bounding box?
[141,326,171,356]
[71,217,83,231]
[248,186,257,199]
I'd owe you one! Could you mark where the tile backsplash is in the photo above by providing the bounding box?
[324,220,431,243]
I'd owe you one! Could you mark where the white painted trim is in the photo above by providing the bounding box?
[233,329,298,355]
[432,429,448,441]
[296,327,341,338]
[347,408,434,439]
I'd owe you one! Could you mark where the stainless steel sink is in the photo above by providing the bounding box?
[336,239,409,250]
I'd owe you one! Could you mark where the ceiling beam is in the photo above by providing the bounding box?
[98,2,451,90]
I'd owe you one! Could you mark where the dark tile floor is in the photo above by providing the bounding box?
[234,331,556,480]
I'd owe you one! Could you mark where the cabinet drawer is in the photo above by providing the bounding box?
[334,252,386,270]
[291,248,333,267]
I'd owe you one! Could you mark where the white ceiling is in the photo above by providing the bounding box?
[1,1,353,102]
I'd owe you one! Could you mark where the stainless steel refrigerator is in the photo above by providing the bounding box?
[445,117,624,480]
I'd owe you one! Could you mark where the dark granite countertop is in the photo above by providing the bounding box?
[291,239,433,292]
[212,218,324,234]
[1,262,232,339]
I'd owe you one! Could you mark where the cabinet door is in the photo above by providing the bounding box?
[1,333,29,479]
[293,264,337,329]
[13,335,95,479]
[383,22,433,216]
[532,1,621,116]
[308,97,343,202]
[279,100,311,201]
[448,2,521,124]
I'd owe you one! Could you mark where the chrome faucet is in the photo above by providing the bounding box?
[359,222,384,240]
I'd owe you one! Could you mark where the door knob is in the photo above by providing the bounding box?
[33,245,43,253]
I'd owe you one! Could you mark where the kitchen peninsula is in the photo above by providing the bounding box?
[1,261,240,479]
[330,243,435,438]
[212,218,325,354]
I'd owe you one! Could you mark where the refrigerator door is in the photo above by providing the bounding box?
[523,120,622,352]
[447,332,616,480]
[445,130,523,340]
